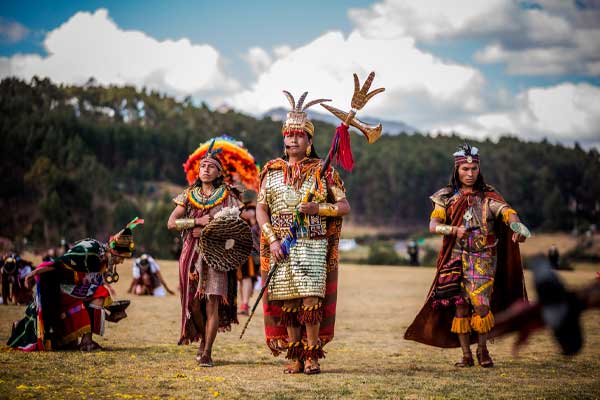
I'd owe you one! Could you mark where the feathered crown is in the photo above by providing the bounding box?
[109,217,144,258]
[200,138,224,171]
[204,139,223,159]
[453,143,480,165]
[281,91,330,136]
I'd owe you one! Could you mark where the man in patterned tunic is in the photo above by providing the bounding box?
[256,91,350,374]
[405,144,528,368]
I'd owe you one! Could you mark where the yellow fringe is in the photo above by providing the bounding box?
[60,325,91,345]
[451,317,472,334]
[471,311,495,334]
[301,303,322,312]
[501,208,517,224]
[430,208,446,221]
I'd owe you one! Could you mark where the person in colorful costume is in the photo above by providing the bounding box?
[404,144,528,367]
[237,191,260,315]
[7,218,143,351]
[167,140,242,367]
[127,253,175,296]
[256,91,350,374]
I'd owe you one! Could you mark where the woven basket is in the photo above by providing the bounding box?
[200,209,253,272]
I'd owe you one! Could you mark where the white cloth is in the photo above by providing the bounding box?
[132,255,160,279]
[132,255,166,296]
[18,265,32,279]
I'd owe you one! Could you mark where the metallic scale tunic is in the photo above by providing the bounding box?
[265,168,328,300]
[432,189,510,307]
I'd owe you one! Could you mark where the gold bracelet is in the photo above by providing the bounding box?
[330,186,346,202]
[261,223,278,244]
[175,218,195,230]
[318,203,339,217]
[435,224,454,235]
[257,189,267,205]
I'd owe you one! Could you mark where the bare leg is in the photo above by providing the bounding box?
[303,297,322,372]
[475,305,493,367]
[287,325,301,342]
[283,298,303,374]
[80,298,104,351]
[241,278,253,306]
[454,304,473,366]
[200,296,219,366]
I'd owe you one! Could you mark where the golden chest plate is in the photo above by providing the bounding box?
[283,186,302,207]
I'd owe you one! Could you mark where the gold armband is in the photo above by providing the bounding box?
[435,224,454,235]
[330,186,346,202]
[261,223,278,244]
[501,208,517,224]
[430,208,446,221]
[257,188,267,205]
[318,203,339,217]
[175,218,195,230]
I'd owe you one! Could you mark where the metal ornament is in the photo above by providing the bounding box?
[510,222,531,238]
[283,187,302,207]
[320,71,385,144]
[463,209,473,222]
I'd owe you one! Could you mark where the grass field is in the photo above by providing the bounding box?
[1,257,599,399]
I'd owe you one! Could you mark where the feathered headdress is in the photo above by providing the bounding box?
[281,91,330,136]
[200,139,224,171]
[183,135,260,190]
[453,143,480,165]
[109,217,144,258]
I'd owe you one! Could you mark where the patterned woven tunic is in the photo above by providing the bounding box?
[431,188,510,307]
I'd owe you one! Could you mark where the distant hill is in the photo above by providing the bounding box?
[262,107,418,135]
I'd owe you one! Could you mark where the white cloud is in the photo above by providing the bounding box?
[232,1,600,146]
[475,25,600,76]
[232,31,488,127]
[432,83,600,147]
[350,0,600,77]
[273,45,292,59]
[348,0,512,42]
[0,9,239,102]
[0,17,29,44]
[243,47,272,76]
[2,2,599,147]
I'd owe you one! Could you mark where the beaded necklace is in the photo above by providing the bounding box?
[188,185,227,210]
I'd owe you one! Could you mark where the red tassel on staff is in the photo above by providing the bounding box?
[330,124,354,171]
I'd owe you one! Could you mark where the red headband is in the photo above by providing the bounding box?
[454,154,480,166]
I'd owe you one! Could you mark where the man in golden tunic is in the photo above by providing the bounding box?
[256,91,350,374]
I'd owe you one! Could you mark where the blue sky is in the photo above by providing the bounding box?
[1,1,599,147]
[1,0,370,82]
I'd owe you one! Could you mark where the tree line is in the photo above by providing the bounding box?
[1,77,598,257]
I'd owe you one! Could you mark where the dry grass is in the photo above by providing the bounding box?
[1,258,599,399]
